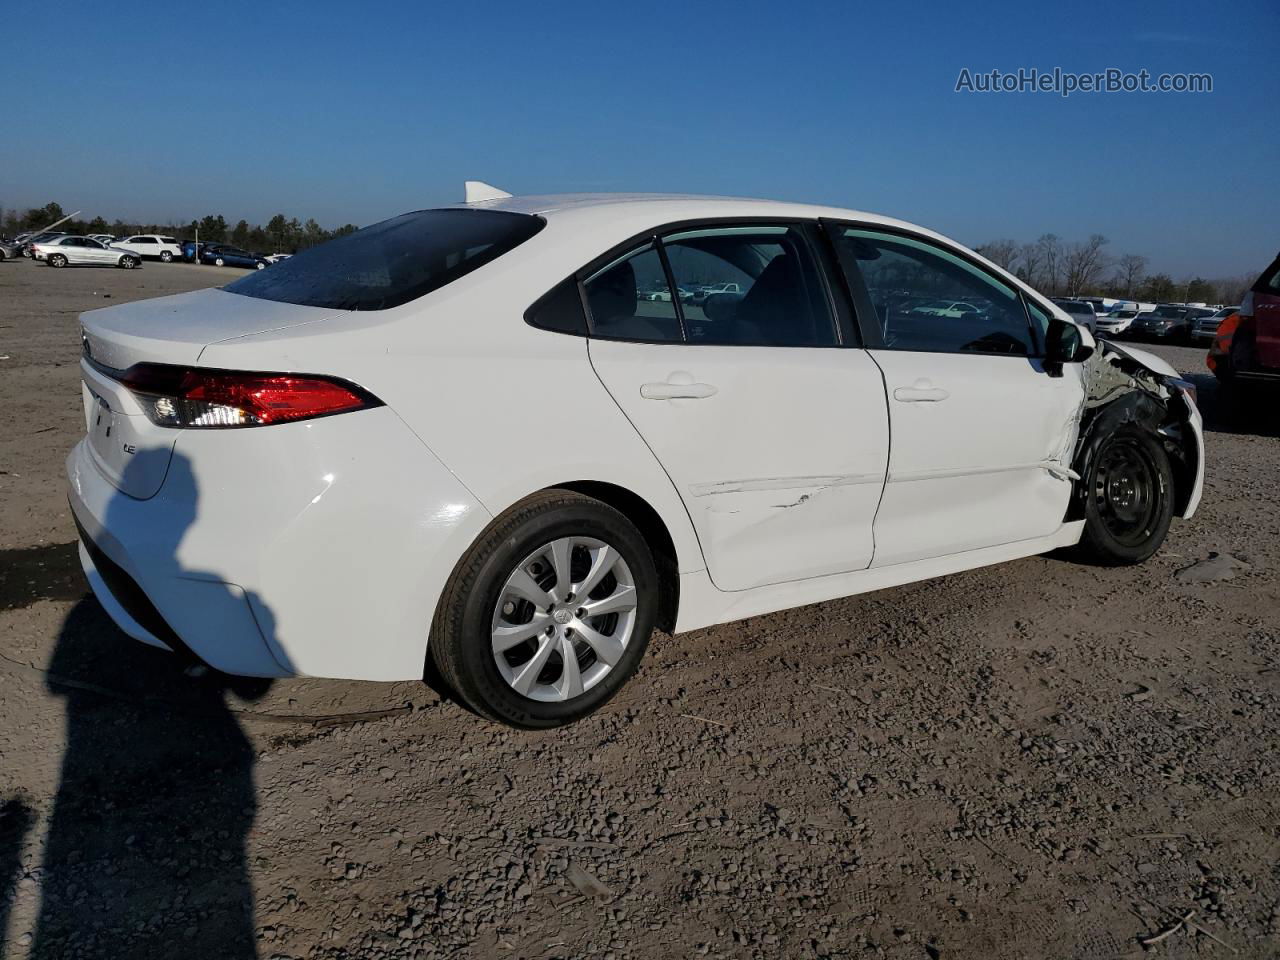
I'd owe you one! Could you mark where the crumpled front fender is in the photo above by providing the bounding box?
[1068,342,1204,520]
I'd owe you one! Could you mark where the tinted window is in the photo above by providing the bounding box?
[663,225,836,346]
[226,209,544,311]
[160,237,177,244]
[1254,254,1280,294]
[135,237,158,245]
[836,229,1034,355]
[583,245,681,342]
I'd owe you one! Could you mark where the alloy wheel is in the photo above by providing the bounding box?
[490,537,638,703]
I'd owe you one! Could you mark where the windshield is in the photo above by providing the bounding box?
[226,208,545,311]
[1151,306,1186,318]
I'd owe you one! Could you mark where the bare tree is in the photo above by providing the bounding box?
[1035,234,1063,295]
[1062,234,1110,297]
[974,239,1019,271]
[1114,253,1147,297]
[1016,241,1044,288]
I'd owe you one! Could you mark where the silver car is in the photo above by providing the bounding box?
[32,236,142,269]
[1193,306,1237,343]
[1051,298,1098,333]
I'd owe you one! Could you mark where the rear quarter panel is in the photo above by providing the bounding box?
[195,212,709,578]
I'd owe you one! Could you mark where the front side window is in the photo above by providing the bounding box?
[662,225,836,347]
[226,209,544,311]
[136,237,158,245]
[835,228,1035,355]
[583,245,681,342]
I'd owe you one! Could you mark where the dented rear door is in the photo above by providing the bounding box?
[589,339,889,592]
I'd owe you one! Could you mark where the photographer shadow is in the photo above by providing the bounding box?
[32,450,273,959]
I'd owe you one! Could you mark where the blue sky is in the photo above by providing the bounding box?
[1,0,1275,277]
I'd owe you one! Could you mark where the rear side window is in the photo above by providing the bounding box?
[226,209,545,311]
[583,245,682,342]
[662,225,836,347]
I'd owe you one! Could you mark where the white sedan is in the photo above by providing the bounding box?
[34,236,142,269]
[67,187,1204,728]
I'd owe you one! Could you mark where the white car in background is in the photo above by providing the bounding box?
[1095,308,1140,337]
[1052,299,1098,333]
[33,236,142,269]
[910,299,981,318]
[68,188,1204,728]
[112,234,183,262]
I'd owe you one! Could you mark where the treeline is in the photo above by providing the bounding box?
[1,202,360,255]
[972,233,1253,306]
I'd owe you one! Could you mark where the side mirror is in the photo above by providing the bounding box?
[1044,318,1094,377]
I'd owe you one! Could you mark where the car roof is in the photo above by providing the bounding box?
[454,191,938,236]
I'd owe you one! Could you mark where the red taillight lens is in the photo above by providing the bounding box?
[115,363,381,428]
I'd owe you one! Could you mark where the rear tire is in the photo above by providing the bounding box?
[1075,426,1174,565]
[48,254,67,268]
[430,490,659,728]
[214,257,225,266]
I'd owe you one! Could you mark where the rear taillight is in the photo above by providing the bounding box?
[112,363,381,428]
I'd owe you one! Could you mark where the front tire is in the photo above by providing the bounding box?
[160,250,173,262]
[430,490,659,728]
[1076,426,1174,565]
[255,261,266,270]
[214,257,225,266]
[118,255,138,270]
[48,254,67,268]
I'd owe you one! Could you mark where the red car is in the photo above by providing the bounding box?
[1208,250,1280,395]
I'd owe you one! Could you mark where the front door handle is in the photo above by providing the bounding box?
[893,380,949,403]
[641,371,718,400]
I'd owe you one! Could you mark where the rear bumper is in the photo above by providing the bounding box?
[66,405,492,681]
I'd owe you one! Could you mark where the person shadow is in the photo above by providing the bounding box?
[30,449,274,959]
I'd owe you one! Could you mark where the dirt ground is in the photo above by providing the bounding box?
[1,257,1277,960]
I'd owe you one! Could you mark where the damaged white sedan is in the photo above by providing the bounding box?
[67,186,1204,727]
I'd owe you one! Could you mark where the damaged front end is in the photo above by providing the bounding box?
[1067,341,1204,521]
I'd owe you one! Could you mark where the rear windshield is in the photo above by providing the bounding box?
[225,208,545,311]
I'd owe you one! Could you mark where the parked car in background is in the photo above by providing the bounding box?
[200,244,269,269]
[1209,252,1280,398]
[0,238,22,261]
[88,234,117,246]
[1051,299,1098,333]
[183,240,222,262]
[264,253,293,264]
[113,235,183,262]
[1193,306,1238,343]
[67,190,1204,728]
[1095,308,1140,337]
[32,236,141,269]
[910,299,983,319]
[21,232,69,257]
[1131,305,1198,343]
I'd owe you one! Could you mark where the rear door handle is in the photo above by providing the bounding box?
[893,380,949,403]
[641,382,717,400]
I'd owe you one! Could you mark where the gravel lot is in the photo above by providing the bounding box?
[1,257,1277,959]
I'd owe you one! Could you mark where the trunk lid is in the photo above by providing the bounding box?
[79,288,344,498]
[80,287,343,368]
